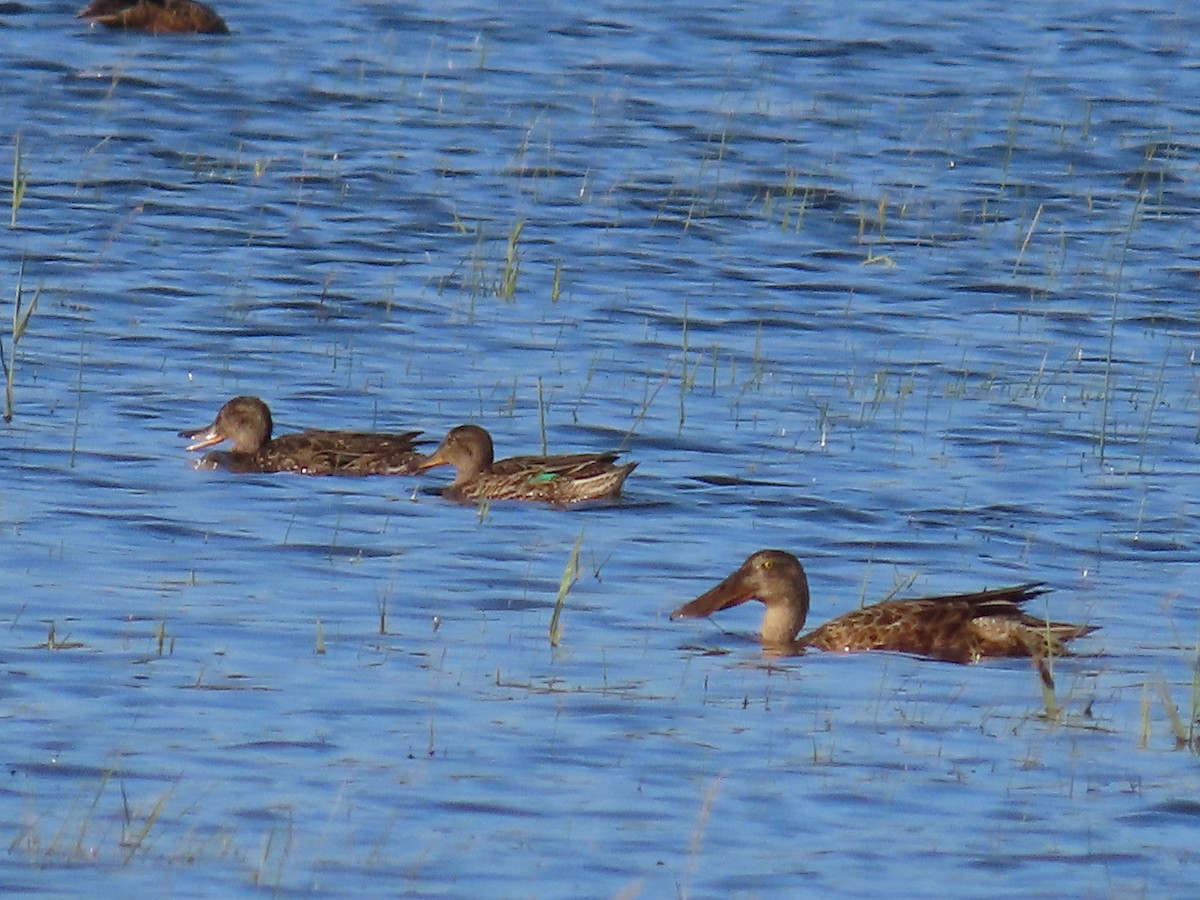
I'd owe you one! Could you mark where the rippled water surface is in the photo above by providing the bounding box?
[4,0,1200,896]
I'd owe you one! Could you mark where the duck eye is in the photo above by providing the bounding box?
[762,558,773,570]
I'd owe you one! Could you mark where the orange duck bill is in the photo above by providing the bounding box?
[415,447,450,471]
[671,558,785,618]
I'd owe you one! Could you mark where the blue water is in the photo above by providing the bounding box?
[3,0,1200,895]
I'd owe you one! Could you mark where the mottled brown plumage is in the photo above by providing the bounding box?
[180,396,423,476]
[671,550,1097,663]
[78,0,229,34]
[417,424,637,504]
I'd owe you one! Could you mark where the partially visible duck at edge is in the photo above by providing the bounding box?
[671,549,1098,663]
[417,423,637,504]
[78,0,229,34]
[180,396,423,476]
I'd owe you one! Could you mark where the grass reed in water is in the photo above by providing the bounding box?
[1098,191,1145,467]
[11,134,28,227]
[497,220,523,300]
[1155,647,1200,752]
[2,259,39,422]
[377,587,390,635]
[550,261,562,302]
[537,376,547,455]
[549,531,583,647]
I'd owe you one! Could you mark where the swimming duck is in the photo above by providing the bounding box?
[671,549,1097,663]
[180,396,423,476]
[78,0,229,34]
[417,424,637,504]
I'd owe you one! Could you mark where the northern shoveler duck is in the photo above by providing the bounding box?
[78,0,229,34]
[671,549,1097,663]
[417,424,637,504]
[180,396,423,476]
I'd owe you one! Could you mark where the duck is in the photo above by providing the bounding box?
[180,396,423,476]
[671,549,1097,663]
[78,0,229,34]
[417,424,637,504]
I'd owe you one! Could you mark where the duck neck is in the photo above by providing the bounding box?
[455,447,494,485]
[759,570,810,647]
[761,602,807,647]
[452,458,487,486]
